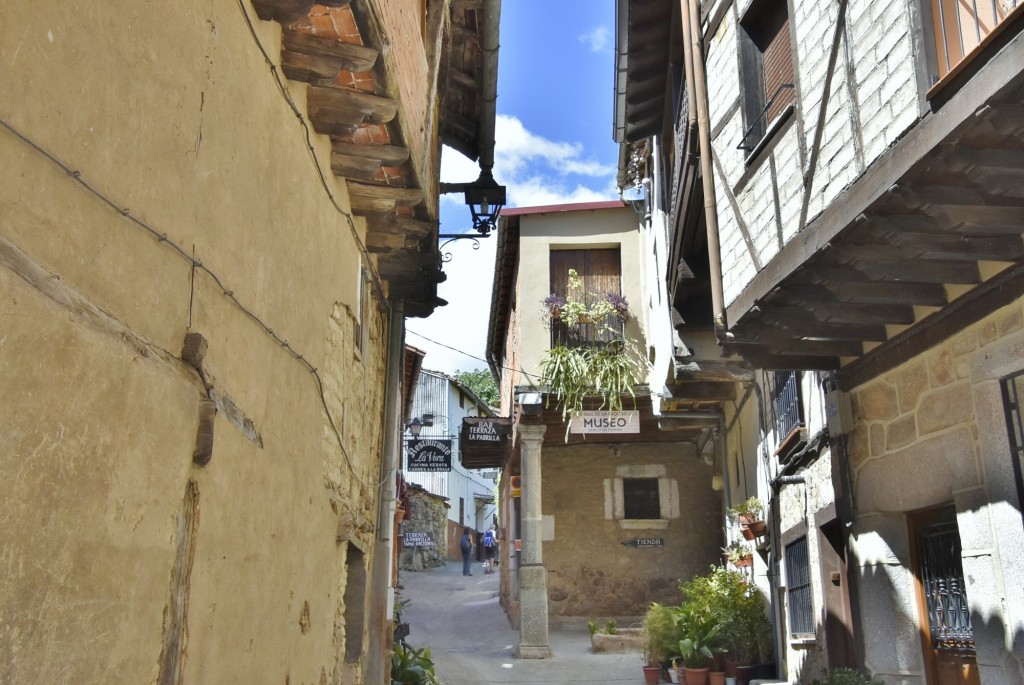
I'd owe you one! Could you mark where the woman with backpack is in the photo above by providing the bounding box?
[460,526,474,576]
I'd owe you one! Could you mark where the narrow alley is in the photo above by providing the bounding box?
[400,560,640,685]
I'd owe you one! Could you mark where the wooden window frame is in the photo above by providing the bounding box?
[737,0,797,159]
[549,247,624,350]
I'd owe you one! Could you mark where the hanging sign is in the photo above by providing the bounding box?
[510,475,522,497]
[406,439,453,472]
[570,410,640,434]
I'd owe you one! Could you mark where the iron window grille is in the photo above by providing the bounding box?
[623,478,661,520]
[551,316,625,350]
[773,371,804,444]
[917,513,975,652]
[785,536,815,636]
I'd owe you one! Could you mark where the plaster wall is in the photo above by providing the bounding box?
[704,0,921,307]
[539,440,722,622]
[0,3,392,683]
[516,205,648,383]
[847,301,1024,685]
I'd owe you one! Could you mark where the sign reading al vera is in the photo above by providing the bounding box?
[570,410,640,434]
[406,439,452,472]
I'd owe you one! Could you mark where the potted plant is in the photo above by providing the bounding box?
[542,293,566,319]
[538,270,647,439]
[673,608,725,685]
[724,541,753,568]
[727,497,767,540]
[644,602,681,683]
[606,292,630,321]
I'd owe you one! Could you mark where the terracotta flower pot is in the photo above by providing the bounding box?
[733,554,753,568]
[683,666,711,685]
[643,665,662,685]
[710,671,726,685]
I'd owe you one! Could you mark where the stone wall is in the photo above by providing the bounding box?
[541,440,722,622]
[400,487,449,571]
[847,302,1024,685]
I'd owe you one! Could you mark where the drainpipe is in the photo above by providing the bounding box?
[477,0,501,175]
[679,0,697,153]
[686,0,728,336]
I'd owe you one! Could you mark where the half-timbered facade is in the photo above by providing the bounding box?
[615,0,1024,683]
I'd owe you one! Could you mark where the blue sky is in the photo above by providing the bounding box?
[407,0,621,375]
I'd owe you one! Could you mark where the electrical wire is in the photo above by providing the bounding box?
[233,0,391,313]
[405,328,541,384]
[0,115,376,490]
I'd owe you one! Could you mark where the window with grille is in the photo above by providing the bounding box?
[772,371,804,449]
[785,536,814,636]
[549,248,624,349]
[914,508,976,652]
[738,0,796,152]
[623,478,661,520]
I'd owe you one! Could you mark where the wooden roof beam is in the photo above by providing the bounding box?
[282,31,379,84]
[307,86,397,136]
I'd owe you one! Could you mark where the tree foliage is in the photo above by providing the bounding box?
[452,368,500,408]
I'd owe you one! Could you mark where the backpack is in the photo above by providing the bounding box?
[460,534,471,552]
[483,530,495,547]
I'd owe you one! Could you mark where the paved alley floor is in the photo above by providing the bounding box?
[400,559,643,685]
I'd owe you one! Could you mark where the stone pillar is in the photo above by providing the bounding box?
[515,423,552,659]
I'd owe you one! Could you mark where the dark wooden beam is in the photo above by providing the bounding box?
[281,31,378,84]
[788,273,949,306]
[672,359,755,383]
[771,296,917,325]
[835,256,981,284]
[725,343,840,371]
[747,309,888,341]
[307,85,397,136]
[346,181,424,215]
[363,215,434,241]
[839,262,1024,390]
[329,143,409,178]
[846,227,1024,261]
[663,381,737,403]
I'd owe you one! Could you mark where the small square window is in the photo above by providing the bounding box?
[623,478,661,519]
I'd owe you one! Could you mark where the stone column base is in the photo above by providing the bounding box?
[514,644,553,659]
[516,564,551,659]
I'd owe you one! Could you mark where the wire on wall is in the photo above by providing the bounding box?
[233,0,393,314]
[0,114,376,490]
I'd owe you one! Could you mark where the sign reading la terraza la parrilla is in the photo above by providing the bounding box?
[570,410,640,434]
[406,439,452,472]
[402,531,434,547]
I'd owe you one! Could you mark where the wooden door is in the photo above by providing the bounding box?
[908,506,981,685]
[817,517,856,668]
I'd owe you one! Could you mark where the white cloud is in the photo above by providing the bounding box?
[579,26,610,52]
[414,117,619,375]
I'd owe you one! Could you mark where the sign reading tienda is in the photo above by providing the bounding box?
[622,537,664,548]
[406,439,452,472]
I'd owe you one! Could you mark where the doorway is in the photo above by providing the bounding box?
[908,506,980,685]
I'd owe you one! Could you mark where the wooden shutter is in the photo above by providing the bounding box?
[762,15,793,123]
[549,248,622,304]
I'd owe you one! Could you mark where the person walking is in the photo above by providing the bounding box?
[460,526,474,576]
[482,525,497,574]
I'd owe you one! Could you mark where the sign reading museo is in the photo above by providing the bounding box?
[406,439,452,472]
[570,410,640,434]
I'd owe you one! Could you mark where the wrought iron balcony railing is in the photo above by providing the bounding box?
[550,314,625,350]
